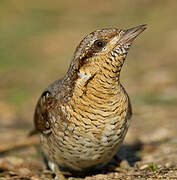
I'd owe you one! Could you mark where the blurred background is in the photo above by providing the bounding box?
[0,0,177,179]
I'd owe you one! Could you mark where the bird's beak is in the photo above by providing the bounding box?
[119,24,147,44]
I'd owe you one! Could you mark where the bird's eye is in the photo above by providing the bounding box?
[94,39,106,50]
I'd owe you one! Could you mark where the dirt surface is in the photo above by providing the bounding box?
[0,1,177,179]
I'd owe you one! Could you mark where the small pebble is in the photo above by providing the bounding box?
[119,160,130,169]
[18,167,31,176]
[165,162,173,168]
[139,164,148,170]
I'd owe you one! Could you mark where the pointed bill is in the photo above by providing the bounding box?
[119,24,147,44]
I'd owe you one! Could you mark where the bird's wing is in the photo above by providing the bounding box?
[34,90,57,134]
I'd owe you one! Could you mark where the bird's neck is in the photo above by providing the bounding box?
[73,58,123,96]
[61,56,124,102]
[98,56,122,85]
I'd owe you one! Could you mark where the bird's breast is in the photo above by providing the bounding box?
[43,72,131,170]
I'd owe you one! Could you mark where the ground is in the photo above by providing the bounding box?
[0,1,177,179]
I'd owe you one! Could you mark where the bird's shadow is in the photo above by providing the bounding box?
[59,140,143,178]
[116,140,142,166]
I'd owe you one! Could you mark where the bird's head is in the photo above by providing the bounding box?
[72,24,146,69]
[66,25,146,85]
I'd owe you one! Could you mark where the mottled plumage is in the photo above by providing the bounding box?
[34,24,146,179]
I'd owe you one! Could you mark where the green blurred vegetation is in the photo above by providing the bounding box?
[0,0,177,124]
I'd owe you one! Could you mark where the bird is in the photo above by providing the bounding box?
[34,24,146,179]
